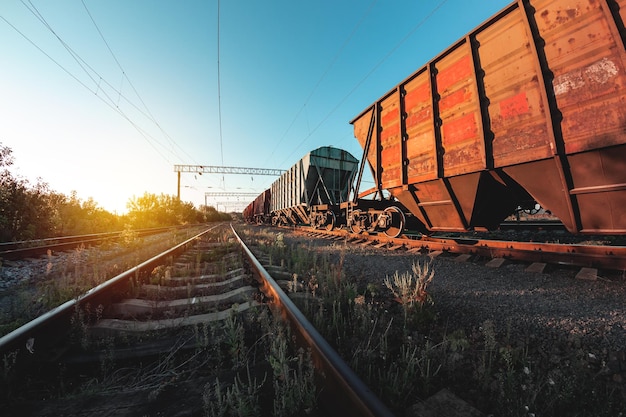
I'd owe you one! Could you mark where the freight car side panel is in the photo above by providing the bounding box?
[539,0,626,154]
[380,91,403,188]
[404,69,438,184]
[269,147,358,226]
[476,6,554,166]
[435,43,486,176]
[535,0,626,233]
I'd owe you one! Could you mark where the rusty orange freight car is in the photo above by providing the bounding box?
[351,0,626,234]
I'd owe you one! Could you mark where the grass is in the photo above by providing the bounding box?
[383,260,434,326]
[204,365,264,417]
[201,306,318,417]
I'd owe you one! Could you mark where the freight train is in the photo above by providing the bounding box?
[246,0,626,236]
[242,146,417,238]
[244,146,357,230]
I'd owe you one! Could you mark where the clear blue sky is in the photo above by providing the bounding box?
[0,0,512,213]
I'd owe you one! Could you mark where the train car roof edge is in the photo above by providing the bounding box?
[349,0,519,125]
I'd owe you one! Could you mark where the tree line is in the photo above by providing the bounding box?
[0,143,231,242]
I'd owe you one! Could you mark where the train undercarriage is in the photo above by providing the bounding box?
[267,199,424,239]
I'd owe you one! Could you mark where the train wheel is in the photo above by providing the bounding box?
[349,210,363,234]
[383,206,405,238]
[325,211,336,231]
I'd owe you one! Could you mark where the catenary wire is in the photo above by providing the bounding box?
[1,11,176,164]
[278,0,450,167]
[80,0,199,165]
[12,1,190,165]
[266,0,378,166]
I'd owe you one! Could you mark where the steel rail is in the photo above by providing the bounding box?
[0,236,123,261]
[231,225,395,417]
[294,226,626,271]
[0,224,206,261]
[0,226,219,359]
[415,236,626,270]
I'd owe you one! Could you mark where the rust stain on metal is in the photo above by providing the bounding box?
[404,81,430,109]
[381,107,400,125]
[553,57,618,96]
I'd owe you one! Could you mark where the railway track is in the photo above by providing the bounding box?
[0,224,395,416]
[0,225,203,261]
[292,226,626,277]
[3,222,623,415]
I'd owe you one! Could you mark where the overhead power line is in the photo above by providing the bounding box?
[268,0,379,165]
[6,1,200,166]
[280,0,450,166]
[0,11,172,162]
[80,0,198,164]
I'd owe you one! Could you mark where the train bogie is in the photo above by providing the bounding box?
[310,205,337,231]
[351,0,626,235]
[341,199,424,238]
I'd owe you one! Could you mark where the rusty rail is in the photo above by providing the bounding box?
[0,224,206,261]
[231,225,395,417]
[297,226,626,271]
[417,236,626,271]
